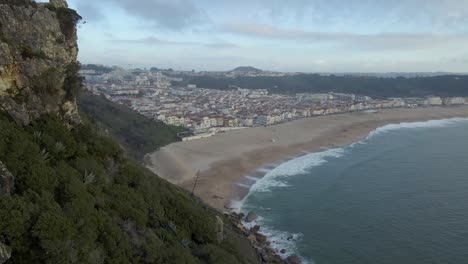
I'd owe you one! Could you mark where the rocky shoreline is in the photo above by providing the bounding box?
[227,211,302,264]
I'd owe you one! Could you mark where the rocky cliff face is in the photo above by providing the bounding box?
[0,0,81,126]
[0,161,14,196]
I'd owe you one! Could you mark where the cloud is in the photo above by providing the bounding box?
[111,36,238,49]
[75,2,104,22]
[224,22,468,50]
[104,0,208,30]
[113,36,198,46]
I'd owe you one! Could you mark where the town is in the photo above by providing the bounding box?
[81,66,468,141]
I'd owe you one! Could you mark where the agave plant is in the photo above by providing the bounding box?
[181,238,190,248]
[83,170,96,185]
[168,222,177,233]
[54,141,66,152]
[40,148,50,162]
[33,131,42,140]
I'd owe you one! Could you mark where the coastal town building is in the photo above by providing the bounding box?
[81,67,468,141]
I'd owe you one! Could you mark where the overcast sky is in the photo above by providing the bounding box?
[56,0,468,72]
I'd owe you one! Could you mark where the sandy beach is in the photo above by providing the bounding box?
[145,106,468,210]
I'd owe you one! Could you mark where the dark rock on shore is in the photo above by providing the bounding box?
[245,211,258,222]
[227,211,301,264]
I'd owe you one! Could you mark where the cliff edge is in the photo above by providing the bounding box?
[0,0,81,126]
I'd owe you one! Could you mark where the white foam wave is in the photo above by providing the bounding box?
[249,148,345,193]
[367,117,468,139]
[256,167,271,173]
[235,183,251,189]
[229,200,244,212]
[245,176,261,182]
[242,216,312,263]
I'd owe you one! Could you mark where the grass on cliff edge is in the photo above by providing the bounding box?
[78,92,186,161]
[0,112,259,263]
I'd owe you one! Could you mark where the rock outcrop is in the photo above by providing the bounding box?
[215,215,224,243]
[245,211,258,222]
[0,0,82,126]
[0,242,11,264]
[0,161,14,196]
[228,212,299,264]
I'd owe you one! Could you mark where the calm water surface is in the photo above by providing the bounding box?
[242,118,468,264]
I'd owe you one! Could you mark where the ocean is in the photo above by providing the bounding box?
[238,118,468,264]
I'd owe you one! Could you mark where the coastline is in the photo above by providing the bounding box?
[145,106,468,211]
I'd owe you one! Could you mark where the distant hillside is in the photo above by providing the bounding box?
[78,92,185,161]
[228,66,263,74]
[185,74,468,98]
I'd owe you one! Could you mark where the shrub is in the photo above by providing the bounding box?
[20,46,47,60]
[32,68,62,96]
[63,62,83,99]
[55,7,82,40]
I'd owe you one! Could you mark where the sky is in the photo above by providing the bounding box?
[45,0,468,72]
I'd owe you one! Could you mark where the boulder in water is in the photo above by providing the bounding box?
[245,211,257,222]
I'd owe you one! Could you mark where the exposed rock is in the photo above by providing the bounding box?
[250,225,261,234]
[0,0,81,126]
[245,211,257,222]
[0,242,11,264]
[280,249,287,254]
[255,233,268,244]
[0,97,30,125]
[247,234,256,242]
[214,215,224,244]
[0,161,14,196]
[50,0,68,8]
[286,254,302,264]
[228,211,292,264]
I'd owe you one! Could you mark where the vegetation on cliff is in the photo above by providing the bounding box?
[0,112,259,263]
[0,1,261,263]
[78,92,185,161]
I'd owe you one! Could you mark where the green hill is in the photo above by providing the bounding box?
[78,92,185,161]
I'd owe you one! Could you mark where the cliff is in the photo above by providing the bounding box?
[0,0,81,126]
[0,1,266,263]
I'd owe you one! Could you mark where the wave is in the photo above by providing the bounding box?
[234,117,468,263]
[249,148,345,193]
[242,214,312,263]
[367,117,468,139]
[235,183,251,189]
[244,117,468,196]
[245,176,261,182]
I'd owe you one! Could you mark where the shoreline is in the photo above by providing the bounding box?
[145,106,468,211]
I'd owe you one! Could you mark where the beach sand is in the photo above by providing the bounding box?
[145,106,468,211]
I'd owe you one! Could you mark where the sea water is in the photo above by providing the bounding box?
[240,118,468,264]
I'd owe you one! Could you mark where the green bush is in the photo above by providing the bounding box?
[64,62,84,99]
[55,7,82,40]
[31,68,62,96]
